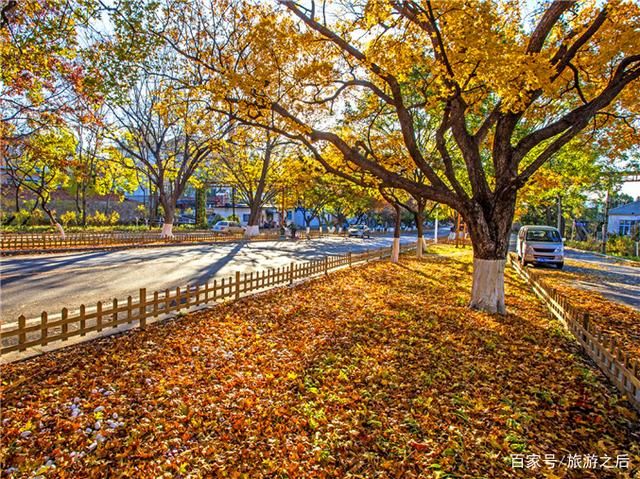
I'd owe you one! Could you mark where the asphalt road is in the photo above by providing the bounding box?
[509,235,639,311]
[560,249,640,311]
[0,232,432,321]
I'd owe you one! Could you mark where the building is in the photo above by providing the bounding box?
[607,200,640,237]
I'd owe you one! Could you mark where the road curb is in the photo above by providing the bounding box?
[565,247,640,267]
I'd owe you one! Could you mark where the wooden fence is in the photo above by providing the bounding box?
[435,236,473,246]
[1,244,414,360]
[0,230,332,254]
[508,253,640,412]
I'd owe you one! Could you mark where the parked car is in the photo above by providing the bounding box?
[176,215,195,225]
[516,225,564,269]
[348,224,371,238]
[212,221,245,234]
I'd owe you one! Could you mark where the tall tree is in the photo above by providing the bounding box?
[3,127,77,236]
[107,72,223,237]
[108,0,639,312]
[211,127,293,237]
[1,0,101,142]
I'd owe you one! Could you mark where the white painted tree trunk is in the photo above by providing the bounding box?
[160,222,174,238]
[469,258,506,314]
[391,238,400,263]
[54,222,66,240]
[434,218,438,243]
[244,224,260,238]
[306,226,310,236]
[416,236,424,257]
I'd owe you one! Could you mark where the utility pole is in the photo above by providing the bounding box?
[231,186,236,220]
[434,204,439,244]
[602,187,610,254]
[556,195,563,235]
[281,186,286,226]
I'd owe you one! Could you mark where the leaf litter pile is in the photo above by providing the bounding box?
[1,247,639,478]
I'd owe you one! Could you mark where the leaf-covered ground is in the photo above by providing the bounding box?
[1,247,639,478]
[533,260,640,358]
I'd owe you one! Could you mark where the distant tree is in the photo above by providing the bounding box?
[210,128,293,237]
[3,128,77,236]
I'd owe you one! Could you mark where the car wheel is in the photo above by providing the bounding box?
[556,262,564,270]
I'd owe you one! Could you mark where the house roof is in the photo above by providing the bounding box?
[609,200,640,216]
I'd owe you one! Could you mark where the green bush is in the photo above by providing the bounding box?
[109,211,120,225]
[565,239,600,253]
[60,211,77,226]
[87,211,109,226]
[136,204,147,218]
[566,236,639,260]
[608,235,637,257]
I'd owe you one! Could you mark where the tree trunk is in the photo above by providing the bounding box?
[81,184,87,227]
[470,258,506,314]
[415,211,425,258]
[245,143,273,238]
[465,197,514,315]
[391,204,401,263]
[195,188,208,229]
[160,197,176,238]
[245,198,262,237]
[14,185,20,213]
[42,201,65,239]
[245,198,261,238]
[75,186,81,218]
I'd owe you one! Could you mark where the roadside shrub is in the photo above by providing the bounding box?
[608,235,636,257]
[565,239,600,252]
[28,208,44,226]
[60,211,77,226]
[108,211,120,225]
[88,211,109,226]
[566,236,639,259]
[136,204,147,218]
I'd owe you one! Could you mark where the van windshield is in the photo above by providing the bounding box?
[526,229,561,242]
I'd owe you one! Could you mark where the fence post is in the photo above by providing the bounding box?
[139,288,147,329]
[97,301,103,332]
[127,296,133,323]
[40,312,48,346]
[582,312,589,332]
[290,262,295,285]
[18,315,26,351]
[324,256,328,275]
[79,304,86,336]
[365,248,369,262]
[235,271,241,300]
[348,251,352,267]
[112,299,118,328]
[61,308,69,340]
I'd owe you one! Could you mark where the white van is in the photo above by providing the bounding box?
[516,225,564,269]
[212,221,245,234]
